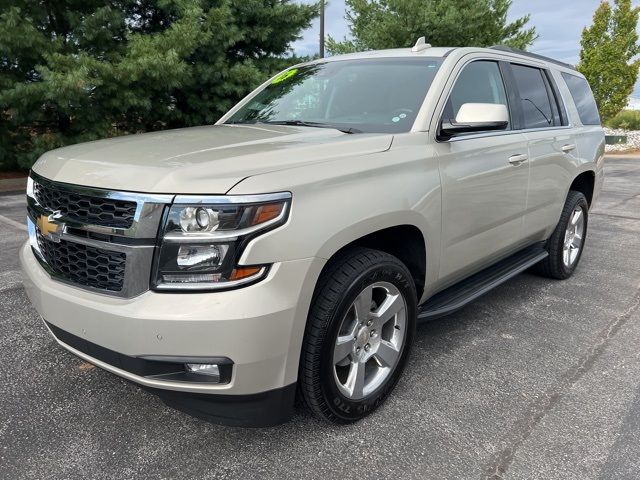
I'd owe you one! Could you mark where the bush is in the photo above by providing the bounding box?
[605,109,640,130]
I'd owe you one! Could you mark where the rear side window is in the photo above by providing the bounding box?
[561,73,601,125]
[511,64,557,129]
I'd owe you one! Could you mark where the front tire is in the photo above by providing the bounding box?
[535,190,589,279]
[299,247,417,423]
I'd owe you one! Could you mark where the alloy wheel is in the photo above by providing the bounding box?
[563,205,585,267]
[332,281,407,400]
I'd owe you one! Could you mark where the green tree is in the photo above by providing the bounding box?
[0,0,317,170]
[578,0,640,121]
[326,0,536,55]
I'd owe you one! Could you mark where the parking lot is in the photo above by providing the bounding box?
[1,156,639,480]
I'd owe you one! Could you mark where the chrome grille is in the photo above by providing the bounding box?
[37,234,126,292]
[33,180,137,229]
[27,173,174,298]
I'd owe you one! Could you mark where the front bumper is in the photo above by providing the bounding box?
[20,242,324,424]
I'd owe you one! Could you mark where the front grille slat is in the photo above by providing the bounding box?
[37,235,126,292]
[33,182,137,228]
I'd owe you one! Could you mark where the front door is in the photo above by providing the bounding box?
[434,60,530,284]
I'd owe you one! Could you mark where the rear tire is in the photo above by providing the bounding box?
[299,247,417,423]
[535,190,588,279]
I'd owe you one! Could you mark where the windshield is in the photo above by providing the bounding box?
[225,58,441,134]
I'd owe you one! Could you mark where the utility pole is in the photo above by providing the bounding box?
[319,0,325,58]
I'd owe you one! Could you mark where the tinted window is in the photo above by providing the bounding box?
[511,64,555,129]
[445,61,509,127]
[561,73,601,125]
[226,58,441,134]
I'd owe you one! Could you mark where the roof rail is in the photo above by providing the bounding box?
[489,45,576,71]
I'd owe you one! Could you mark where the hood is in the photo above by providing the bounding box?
[32,124,393,194]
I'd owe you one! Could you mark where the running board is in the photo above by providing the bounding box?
[417,245,548,321]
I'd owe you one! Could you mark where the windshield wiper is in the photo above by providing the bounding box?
[264,120,362,134]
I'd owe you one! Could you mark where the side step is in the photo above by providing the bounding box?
[417,245,548,321]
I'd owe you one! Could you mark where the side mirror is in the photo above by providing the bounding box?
[439,103,509,140]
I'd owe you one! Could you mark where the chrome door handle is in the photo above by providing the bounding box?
[508,154,528,165]
[561,144,576,153]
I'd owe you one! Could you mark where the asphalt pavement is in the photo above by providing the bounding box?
[1,156,639,480]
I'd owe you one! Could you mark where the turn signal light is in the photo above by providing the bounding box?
[253,203,285,225]
[229,266,263,280]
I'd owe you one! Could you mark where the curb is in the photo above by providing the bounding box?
[0,177,27,194]
[605,151,640,157]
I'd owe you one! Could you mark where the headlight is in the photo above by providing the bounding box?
[152,192,291,291]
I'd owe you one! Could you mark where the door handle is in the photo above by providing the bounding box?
[508,154,528,165]
[561,144,576,153]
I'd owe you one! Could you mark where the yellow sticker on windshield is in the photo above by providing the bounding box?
[271,68,298,84]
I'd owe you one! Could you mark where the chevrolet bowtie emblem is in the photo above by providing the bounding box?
[36,212,64,243]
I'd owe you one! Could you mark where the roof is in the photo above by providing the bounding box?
[308,45,577,73]
[309,47,455,63]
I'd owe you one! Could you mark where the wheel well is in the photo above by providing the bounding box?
[330,225,426,298]
[570,171,595,206]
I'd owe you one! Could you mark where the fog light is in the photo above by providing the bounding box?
[185,363,220,380]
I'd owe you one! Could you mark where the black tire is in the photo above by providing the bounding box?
[299,247,417,423]
[534,190,589,279]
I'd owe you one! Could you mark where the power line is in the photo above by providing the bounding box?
[319,0,325,58]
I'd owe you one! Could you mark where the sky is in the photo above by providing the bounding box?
[291,0,640,101]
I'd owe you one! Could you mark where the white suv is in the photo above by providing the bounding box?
[21,41,604,426]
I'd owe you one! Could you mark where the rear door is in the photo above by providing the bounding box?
[508,63,579,241]
[433,59,530,284]
[559,71,605,201]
